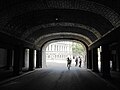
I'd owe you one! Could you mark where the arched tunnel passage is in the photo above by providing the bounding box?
[42,40,87,70]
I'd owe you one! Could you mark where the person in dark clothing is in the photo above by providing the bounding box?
[79,56,82,67]
[67,57,72,70]
[75,57,78,66]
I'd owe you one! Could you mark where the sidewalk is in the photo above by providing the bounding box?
[0,69,13,82]
[93,70,120,90]
[0,69,35,85]
[108,71,120,89]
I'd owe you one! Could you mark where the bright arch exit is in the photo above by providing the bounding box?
[42,40,87,70]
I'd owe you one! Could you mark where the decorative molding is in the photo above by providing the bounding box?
[34,32,92,47]
[21,22,101,39]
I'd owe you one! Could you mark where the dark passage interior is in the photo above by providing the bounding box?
[0,0,120,90]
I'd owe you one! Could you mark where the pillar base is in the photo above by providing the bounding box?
[102,73,111,79]
[29,68,35,71]
[36,66,41,68]
[13,71,22,76]
[92,69,99,73]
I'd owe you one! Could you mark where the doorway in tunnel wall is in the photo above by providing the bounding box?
[42,40,87,70]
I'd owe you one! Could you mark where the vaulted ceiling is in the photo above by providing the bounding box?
[0,0,120,48]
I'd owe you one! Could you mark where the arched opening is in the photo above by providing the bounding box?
[42,40,87,70]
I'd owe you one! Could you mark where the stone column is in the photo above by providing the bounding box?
[13,46,24,75]
[101,44,111,78]
[24,49,29,70]
[22,48,25,68]
[87,50,92,69]
[7,49,13,70]
[111,50,117,71]
[39,49,42,68]
[92,48,99,72]
[36,50,41,68]
[29,49,35,71]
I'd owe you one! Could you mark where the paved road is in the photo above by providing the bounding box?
[0,66,118,90]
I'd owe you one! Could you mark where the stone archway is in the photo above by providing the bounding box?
[41,40,87,69]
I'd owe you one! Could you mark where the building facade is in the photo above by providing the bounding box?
[46,41,73,62]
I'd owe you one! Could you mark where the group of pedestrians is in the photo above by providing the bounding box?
[75,56,82,67]
[67,56,82,70]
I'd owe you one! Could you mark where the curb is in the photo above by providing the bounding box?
[87,69,119,90]
[0,70,36,85]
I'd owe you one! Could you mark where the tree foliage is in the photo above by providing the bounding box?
[72,42,85,57]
